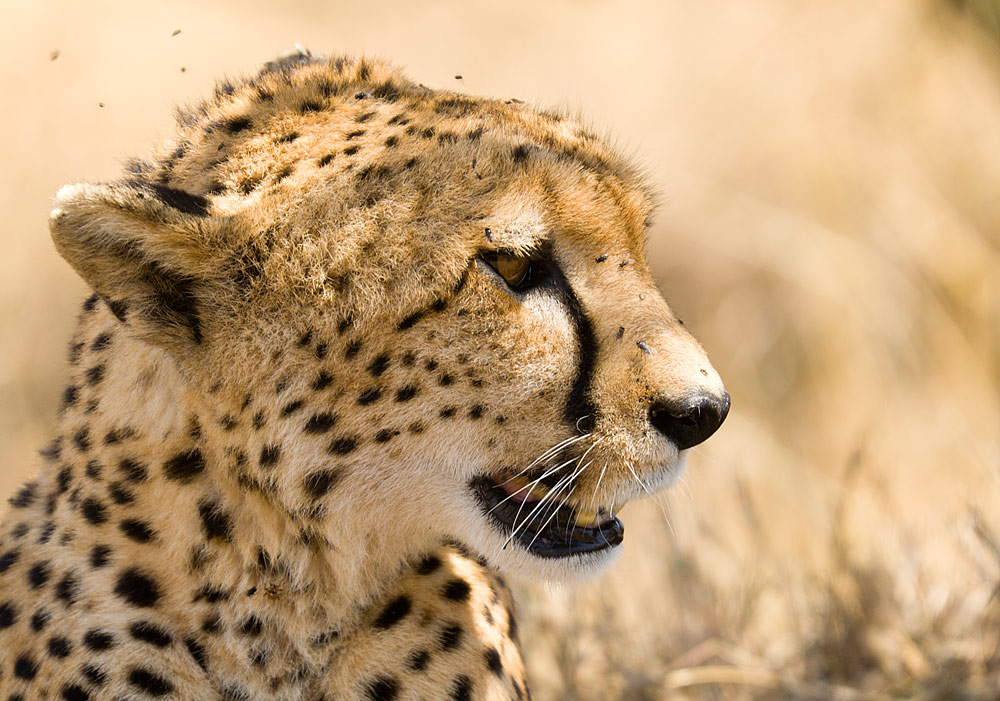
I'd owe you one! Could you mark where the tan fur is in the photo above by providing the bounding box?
[0,50,725,699]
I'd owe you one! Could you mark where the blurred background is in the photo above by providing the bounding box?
[2,1,999,698]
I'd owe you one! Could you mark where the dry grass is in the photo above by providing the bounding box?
[1,1,999,698]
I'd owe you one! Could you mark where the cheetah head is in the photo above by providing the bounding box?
[48,52,728,584]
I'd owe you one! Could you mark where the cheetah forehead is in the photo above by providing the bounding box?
[122,50,652,311]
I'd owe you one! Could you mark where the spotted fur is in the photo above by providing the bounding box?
[0,49,726,699]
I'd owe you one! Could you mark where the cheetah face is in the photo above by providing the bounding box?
[453,227,729,577]
[49,55,728,583]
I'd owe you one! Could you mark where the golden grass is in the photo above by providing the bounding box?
[1,1,998,698]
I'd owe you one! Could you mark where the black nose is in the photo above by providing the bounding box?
[649,392,731,451]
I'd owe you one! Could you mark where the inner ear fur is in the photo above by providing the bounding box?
[49,180,230,349]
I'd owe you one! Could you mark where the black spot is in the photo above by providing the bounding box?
[83,294,100,311]
[364,676,399,701]
[164,449,205,483]
[439,407,456,419]
[14,654,38,680]
[484,647,503,676]
[439,623,463,650]
[373,595,411,629]
[407,649,430,671]
[107,481,135,505]
[374,428,396,443]
[397,310,424,330]
[315,342,329,359]
[512,144,532,164]
[48,636,72,658]
[404,157,418,169]
[27,560,50,588]
[439,373,454,386]
[259,444,281,468]
[118,458,148,483]
[442,578,471,602]
[0,548,19,573]
[318,153,335,167]
[198,501,232,541]
[85,459,103,479]
[468,126,485,141]
[82,663,108,686]
[282,399,305,416]
[469,405,485,420]
[61,684,91,701]
[329,437,357,455]
[55,571,80,606]
[73,426,91,451]
[104,426,135,445]
[344,145,360,156]
[304,469,341,498]
[129,620,172,647]
[252,411,268,429]
[304,413,337,433]
[395,386,418,402]
[450,675,472,701]
[416,554,441,575]
[275,131,299,143]
[274,164,295,183]
[0,601,16,628]
[596,254,608,263]
[185,637,208,671]
[223,116,252,133]
[62,385,79,409]
[56,465,73,493]
[29,608,48,631]
[346,129,366,140]
[115,567,161,607]
[507,605,518,639]
[90,544,112,568]
[8,482,36,508]
[345,339,363,359]
[83,629,115,651]
[240,614,263,636]
[384,135,399,147]
[193,585,229,603]
[408,421,425,434]
[128,668,174,696]
[239,175,264,194]
[358,388,381,405]
[120,519,155,543]
[300,95,325,112]
[38,520,56,543]
[83,363,104,387]
[201,614,222,634]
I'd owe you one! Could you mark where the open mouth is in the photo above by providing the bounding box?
[470,474,624,559]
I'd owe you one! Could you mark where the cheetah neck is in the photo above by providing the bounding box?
[49,303,441,662]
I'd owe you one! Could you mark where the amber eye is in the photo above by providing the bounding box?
[482,252,533,289]
[494,255,531,287]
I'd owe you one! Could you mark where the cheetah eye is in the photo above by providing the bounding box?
[479,251,546,292]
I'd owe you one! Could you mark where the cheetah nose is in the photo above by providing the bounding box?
[648,392,731,451]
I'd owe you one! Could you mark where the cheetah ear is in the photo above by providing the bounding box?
[49,180,228,349]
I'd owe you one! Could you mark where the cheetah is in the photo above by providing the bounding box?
[0,49,729,700]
